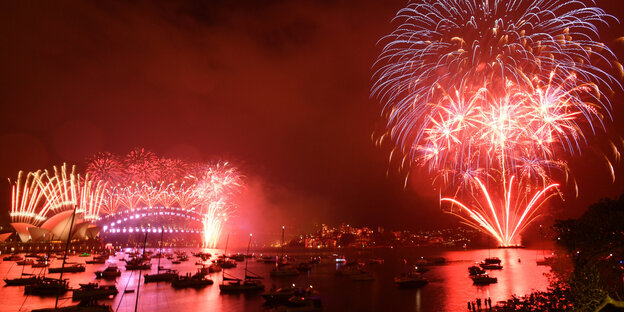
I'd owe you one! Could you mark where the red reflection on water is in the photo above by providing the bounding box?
[1,247,551,312]
[438,248,551,311]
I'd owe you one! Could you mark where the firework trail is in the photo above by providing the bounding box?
[373,0,620,245]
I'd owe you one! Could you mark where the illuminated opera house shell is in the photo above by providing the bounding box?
[10,212,100,243]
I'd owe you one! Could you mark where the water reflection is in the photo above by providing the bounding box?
[1,247,550,312]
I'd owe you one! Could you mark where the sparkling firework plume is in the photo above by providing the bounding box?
[373,0,620,246]
[191,162,244,248]
[11,149,244,247]
[10,164,107,226]
[86,150,244,247]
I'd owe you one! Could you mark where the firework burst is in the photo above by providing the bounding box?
[373,0,620,245]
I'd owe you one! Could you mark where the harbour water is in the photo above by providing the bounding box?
[1,247,551,312]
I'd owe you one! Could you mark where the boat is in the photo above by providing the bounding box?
[471,274,498,285]
[95,266,121,279]
[261,285,305,305]
[3,255,23,261]
[144,269,178,283]
[4,274,40,286]
[85,256,107,264]
[296,262,312,272]
[24,277,70,296]
[270,264,300,277]
[32,260,50,268]
[72,283,118,300]
[171,259,182,265]
[144,231,178,283]
[49,263,86,273]
[227,254,243,262]
[394,272,429,289]
[270,226,300,278]
[479,262,503,270]
[17,259,35,265]
[125,258,151,270]
[208,263,222,273]
[171,272,214,288]
[31,300,113,312]
[484,257,502,264]
[335,262,363,276]
[78,252,91,257]
[414,266,430,274]
[219,277,265,293]
[219,234,265,294]
[351,271,375,281]
[283,295,323,311]
[257,256,278,264]
[216,258,236,268]
[468,265,486,275]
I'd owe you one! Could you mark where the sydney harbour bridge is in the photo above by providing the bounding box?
[6,157,241,248]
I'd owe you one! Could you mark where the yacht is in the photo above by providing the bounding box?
[219,234,265,294]
[17,259,35,266]
[394,272,429,288]
[219,277,264,293]
[85,255,108,264]
[270,263,300,277]
[4,274,40,286]
[351,270,375,281]
[171,272,214,288]
[468,265,486,275]
[4,255,24,261]
[49,263,86,273]
[24,277,69,296]
[296,262,312,272]
[471,274,498,285]
[125,258,151,270]
[270,226,300,278]
[144,268,178,283]
[72,283,118,301]
[262,285,300,304]
[484,257,502,264]
[479,262,503,270]
[32,260,50,268]
[94,266,122,279]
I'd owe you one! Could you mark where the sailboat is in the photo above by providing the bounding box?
[215,234,237,269]
[144,229,178,283]
[480,236,503,269]
[270,226,299,277]
[25,208,77,298]
[4,260,41,286]
[219,234,264,293]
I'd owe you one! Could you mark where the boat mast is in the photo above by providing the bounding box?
[221,234,229,285]
[224,234,229,258]
[55,205,77,309]
[281,226,285,260]
[157,228,164,273]
[135,231,148,312]
[245,233,252,278]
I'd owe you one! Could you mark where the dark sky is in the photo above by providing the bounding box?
[1,0,624,242]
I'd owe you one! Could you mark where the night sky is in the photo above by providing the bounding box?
[1,0,624,241]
